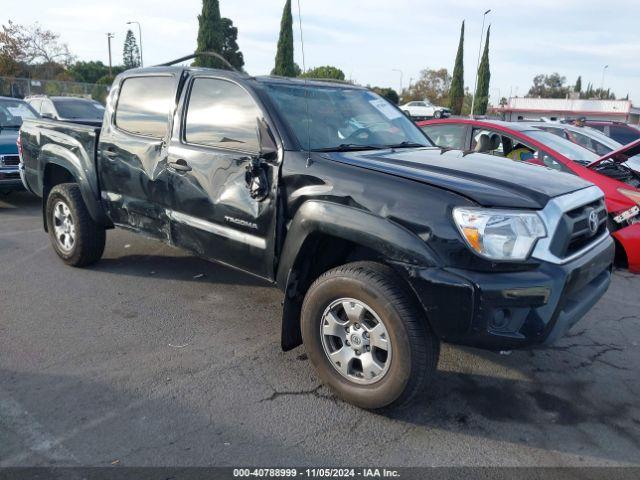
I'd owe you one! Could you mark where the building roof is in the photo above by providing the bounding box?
[496,97,632,116]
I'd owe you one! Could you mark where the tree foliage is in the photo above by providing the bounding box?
[68,61,124,84]
[300,65,345,80]
[527,73,570,98]
[473,25,491,115]
[370,87,400,105]
[449,21,465,115]
[402,68,451,106]
[194,0,226,69]
[220,18,245,70]
[122,29,140,69]
[0,21,75,77]
[273,0,296,77]
[574,75,582,93]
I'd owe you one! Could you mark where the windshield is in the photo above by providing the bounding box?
[525,129,599,163]
[263,84,432,151]
[0,98,39,127]
[53,99,104,120]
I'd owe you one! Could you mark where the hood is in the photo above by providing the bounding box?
[323,147,592,209]
[0,129,19,155]
[588,138,640,169]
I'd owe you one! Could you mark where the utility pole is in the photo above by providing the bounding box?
[470,9,491,117]
[599,65,609,98]
[127,21,144,67]
[392,69,404,95]
[107,33,114,77]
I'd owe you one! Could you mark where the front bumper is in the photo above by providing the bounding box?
[407,235,615,350]
[0,168,23,191]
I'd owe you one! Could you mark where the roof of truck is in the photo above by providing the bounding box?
[123,66,365,90]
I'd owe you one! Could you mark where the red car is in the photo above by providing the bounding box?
[418,119,640,273]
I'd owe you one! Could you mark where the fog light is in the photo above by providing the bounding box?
[491,309,511,330]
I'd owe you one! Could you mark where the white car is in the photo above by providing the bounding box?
[400,100,450,120]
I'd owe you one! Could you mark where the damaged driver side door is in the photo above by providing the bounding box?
[165,76,280,279]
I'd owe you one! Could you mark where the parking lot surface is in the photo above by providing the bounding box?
[1,191,639,467]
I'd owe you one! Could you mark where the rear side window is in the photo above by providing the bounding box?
[184,78,261,152]
[421,124,466,149]
[115,76,174,138]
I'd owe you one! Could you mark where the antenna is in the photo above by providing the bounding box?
[296,0,312,166]
[156,52,241,73]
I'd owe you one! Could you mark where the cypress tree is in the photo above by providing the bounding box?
[449,21,465,115]
[220,17,245,70]
[273,0,296,77]
[574,76,582,93]
[122,30,140,69]
[194,0,225,69]
[474,25,491,115]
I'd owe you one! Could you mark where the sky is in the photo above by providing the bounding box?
[3,0,640,104]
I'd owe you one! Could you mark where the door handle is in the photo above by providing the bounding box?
[168,159,192,173]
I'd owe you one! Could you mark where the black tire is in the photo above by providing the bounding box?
[45,183,105,267]
[301,261,440,410]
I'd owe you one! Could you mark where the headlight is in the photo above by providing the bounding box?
[452,207,547,261]
[617,188,640,206]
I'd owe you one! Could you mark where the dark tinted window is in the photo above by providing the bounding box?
[53,99,104,120]
[421,124,466,149]
[185,78,261,152]
[609,125,640,145]
[116,76,174,138]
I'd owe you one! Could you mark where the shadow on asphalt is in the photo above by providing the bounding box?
[90,255,271,288]
[0,190,40,211]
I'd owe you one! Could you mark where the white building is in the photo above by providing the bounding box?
[492,97,640,124]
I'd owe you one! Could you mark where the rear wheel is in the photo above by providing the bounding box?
[46,183,105,267]
[301,261,440,410]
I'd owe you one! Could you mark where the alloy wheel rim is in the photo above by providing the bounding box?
[52,200,76,252]
[320,298,392,385]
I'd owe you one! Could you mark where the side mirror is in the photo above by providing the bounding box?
[256,117,278,159]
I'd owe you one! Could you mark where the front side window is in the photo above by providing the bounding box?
[264,84,432,151]
[421,124,466,149]
[41,100,56,117]
[184,78,261,152]
[115,76,175,138]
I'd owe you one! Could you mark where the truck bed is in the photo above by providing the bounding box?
[20,118,101,199]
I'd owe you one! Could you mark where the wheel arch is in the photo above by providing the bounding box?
[39,147,110,231]
[277,200,441,351]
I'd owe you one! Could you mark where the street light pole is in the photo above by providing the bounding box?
[392,69,404,95]
[106,33,114,77]
[127,21,144,67]
[470,9,491,117]
[599,64,609,98]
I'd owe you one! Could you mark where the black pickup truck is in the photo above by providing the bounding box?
[19,65,615,409]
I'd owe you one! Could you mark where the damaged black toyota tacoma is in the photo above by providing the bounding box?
[19,64,614,409]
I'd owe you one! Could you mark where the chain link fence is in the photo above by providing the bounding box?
[0,77,109,104]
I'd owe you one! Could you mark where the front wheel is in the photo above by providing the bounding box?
[434,110,442,119]
[301,261,440,410]
[46,183,105,267]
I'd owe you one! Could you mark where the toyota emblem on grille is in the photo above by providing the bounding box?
[587,209,599,236]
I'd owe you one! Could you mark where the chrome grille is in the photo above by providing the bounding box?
[549,198,608,259]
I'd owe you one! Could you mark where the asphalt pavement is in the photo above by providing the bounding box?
[1,190,639,467]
